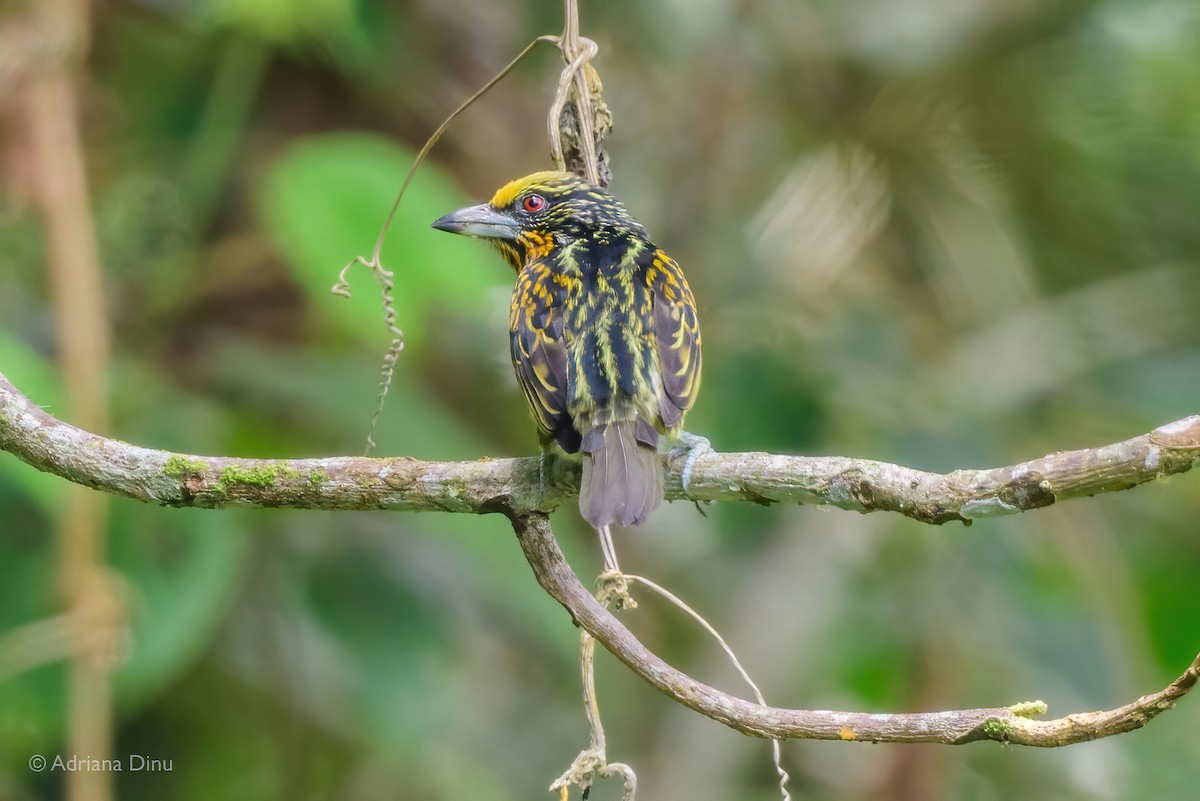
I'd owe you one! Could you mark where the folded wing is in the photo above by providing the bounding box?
[648,250,702,430]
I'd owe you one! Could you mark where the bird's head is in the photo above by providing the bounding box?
[431,171,647,269]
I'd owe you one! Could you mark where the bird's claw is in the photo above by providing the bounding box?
[670,431,710,497]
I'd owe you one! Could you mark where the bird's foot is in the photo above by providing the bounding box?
[669,431,711,497]
[538,449,579,501]
[539,450,551,498]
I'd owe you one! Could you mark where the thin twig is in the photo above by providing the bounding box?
[551,630,636,800]
[547,0,610,186]
[627,576,790,800]
[331,34,558,453]
[334,0,610,454]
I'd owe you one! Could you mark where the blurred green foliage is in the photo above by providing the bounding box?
[2,0,1200,799]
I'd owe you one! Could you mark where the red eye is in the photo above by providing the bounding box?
[522,194,546,213]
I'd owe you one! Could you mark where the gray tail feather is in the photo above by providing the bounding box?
[579,420,663,529]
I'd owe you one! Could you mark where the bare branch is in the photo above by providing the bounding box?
[3,372,1198,744]
[677,418,1200,524]
[511,511,1200,745]
[1,372,1197,523]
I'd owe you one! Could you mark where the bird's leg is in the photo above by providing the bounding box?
[669,430,711,497]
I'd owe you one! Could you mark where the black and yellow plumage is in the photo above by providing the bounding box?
[432,171,701,532]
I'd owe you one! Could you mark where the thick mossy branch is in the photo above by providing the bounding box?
[1,372,1197,522]
[511,512,1200,745]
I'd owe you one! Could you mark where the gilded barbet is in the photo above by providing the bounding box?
[433,172,703,559]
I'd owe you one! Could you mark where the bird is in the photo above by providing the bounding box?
[432,171,703,569]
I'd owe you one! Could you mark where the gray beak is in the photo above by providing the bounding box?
[431,203,520,241]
